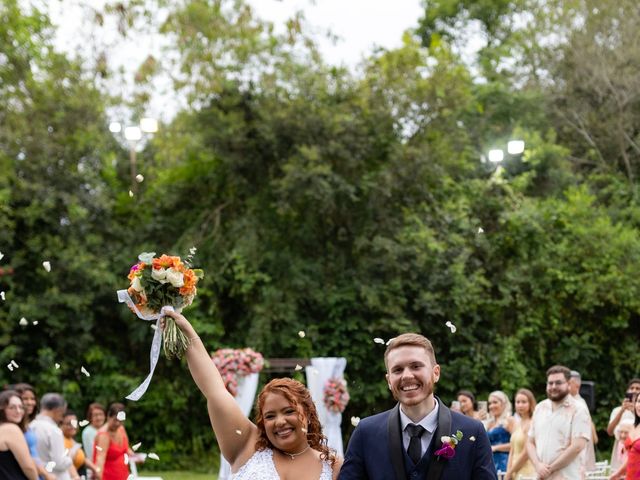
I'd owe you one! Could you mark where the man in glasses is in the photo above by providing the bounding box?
[527,365,590,479]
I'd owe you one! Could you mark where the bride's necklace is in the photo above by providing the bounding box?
[280,444,310,460]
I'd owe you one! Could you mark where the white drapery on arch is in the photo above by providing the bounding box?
[305,357,347,457]
[218,372,260,480]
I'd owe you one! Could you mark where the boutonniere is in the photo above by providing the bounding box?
[434,430,463,460]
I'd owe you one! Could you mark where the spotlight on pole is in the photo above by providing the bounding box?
[488,149,504,163]
[507,140,525,155]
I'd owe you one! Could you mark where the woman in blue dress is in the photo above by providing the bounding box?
[483,390,515,474]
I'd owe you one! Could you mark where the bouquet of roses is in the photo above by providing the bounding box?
[212,348,264,396]
[125,251,204,359]
[323,377,350,413]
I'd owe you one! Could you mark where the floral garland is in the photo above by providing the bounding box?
[323,377,350,413]
[212,348,264,397]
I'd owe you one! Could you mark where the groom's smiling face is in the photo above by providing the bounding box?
[386,346,440,408]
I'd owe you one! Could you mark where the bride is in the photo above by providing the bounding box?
[161,308,342,479]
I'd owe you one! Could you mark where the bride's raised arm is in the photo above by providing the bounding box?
[162,308,257,465]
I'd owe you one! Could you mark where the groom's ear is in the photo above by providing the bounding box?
[385,372,391,389]
[433,363,441,383]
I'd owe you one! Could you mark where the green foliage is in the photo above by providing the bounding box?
[2,0,640,469]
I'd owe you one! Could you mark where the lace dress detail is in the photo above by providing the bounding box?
[232,448,332,480]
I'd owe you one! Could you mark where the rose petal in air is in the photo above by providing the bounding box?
[55,363,61,369]
[298,330,306,338]
[42,261,51,272]
[0,252,3,260]
[117,411,126,421]
[135,174,144,183]
[132,442,141,451]
[19,317,28,326]
[1,291,5,301]
[32,321,38,326]
[7,364,13,371]
[445,321,457,333]
[71,419,78,428]
[147,453,159,461]
[235,430,242,435]
[478,227,484,234]
[81,366,90,377]
[79,420,89,427]
[294,364,303,371]
[129,190,134,197]
[470,436,476,442]
[11,360,18,368]
[96,446,103,452]
[373,338,385,344]
[350,416,360,427]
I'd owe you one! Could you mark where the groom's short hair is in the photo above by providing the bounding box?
[384,333,437,368]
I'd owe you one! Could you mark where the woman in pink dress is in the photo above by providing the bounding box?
[93,403,130,480]
[610,393,640,480]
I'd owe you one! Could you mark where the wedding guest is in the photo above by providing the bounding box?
[0,390,38,480]
[609,392,640,480]
[608,378,640,471]
[13,383,55,480]
[93,403,131,480]
[457,390,480,419]
[611,422,633,473]
[82,403,106,463]
[62,410,97,478]
[505,388,536,480]
[31,393,79,480]
[527,365,590,480]
[162,308,342,480]
[484,390,516,475]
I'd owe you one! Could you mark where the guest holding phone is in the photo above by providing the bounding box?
[608,379,640,471]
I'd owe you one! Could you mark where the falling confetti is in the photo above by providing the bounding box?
[350,416,360,427]
[132,442,141,451]
[7,364,13,372]
[11,360,18,368]
[135,174,144,183]
[477,227,484,234]
[70,419,78,428]
[147,453,160,461]
[116,411,126,421]
[0,252,3,260]
[80,366,90,377]
[445,321,457,334]
[1,291,5,301]
[189,247,197,255]
[129,190,134,197]
[96,446,103,452]
[55,363,61,369]
[45,462,56,472]
[42,261,51,272]
[469,436,476,442]
[298,330,306,338]
[373,338,385,345]
[294,364,303,371]
[79,420,89,427]
[32,321,38,326]
[19,317,28,326]
[150,324,157,330]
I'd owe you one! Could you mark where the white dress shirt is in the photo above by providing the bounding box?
[399,398,440,458]
[30,413,73,480]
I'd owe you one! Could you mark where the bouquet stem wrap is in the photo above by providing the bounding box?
[117,289,171,401]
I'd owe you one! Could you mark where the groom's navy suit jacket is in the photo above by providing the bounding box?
[339,399,497,480]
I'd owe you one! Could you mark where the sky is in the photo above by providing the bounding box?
[48,0,424,123]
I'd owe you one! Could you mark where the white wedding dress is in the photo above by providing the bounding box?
[231,448,333,480]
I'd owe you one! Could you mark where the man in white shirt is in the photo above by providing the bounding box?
[30,393,77,480]
[569,370,597,473]
[527,365,591,480]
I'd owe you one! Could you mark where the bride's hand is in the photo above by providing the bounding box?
[160,307,191,332]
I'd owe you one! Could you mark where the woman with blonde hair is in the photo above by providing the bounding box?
[484,390,516,475]
[505,388,536,480]
[162,308,342,479]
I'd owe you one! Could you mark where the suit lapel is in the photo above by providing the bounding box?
[426,397,452,480]
[387,403,407,480]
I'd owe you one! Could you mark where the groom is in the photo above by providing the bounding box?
[339,333,496,479]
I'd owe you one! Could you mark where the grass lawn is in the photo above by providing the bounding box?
[137,471,217,480]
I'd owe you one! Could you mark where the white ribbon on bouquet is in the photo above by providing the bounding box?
[117,289,171,401]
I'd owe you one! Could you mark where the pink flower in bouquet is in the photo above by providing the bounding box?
[323,377,350,413]
[212,348,264,397]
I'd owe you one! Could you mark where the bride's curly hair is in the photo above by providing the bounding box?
[255,377,337,467]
